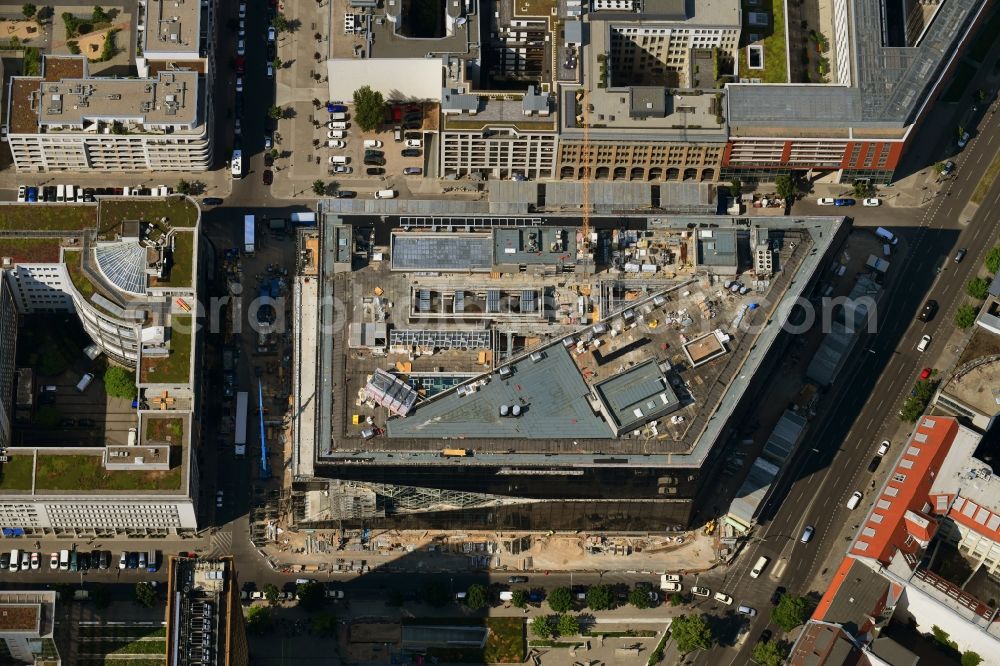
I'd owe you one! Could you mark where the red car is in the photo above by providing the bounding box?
[235,56,246,74]
[919,367,932,380]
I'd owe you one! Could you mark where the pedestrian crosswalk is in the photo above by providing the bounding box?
[206,529,233,558]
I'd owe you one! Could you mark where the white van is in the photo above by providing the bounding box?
[375,189,397,199]
[66,185,75,202]
[123,186,132,196]
[329,112,348,121]
[56,185,65,202]
[846,491,863,509]
[874,227,898,245]
[749,555,769,579]
[75,372,94,392]
[454,591,467,601]
[327,121,349,130]
[59,549,70,570]
[328,156,349,165]
[327,130,346,139]
[8,549,19,572]
[499,591,514,602]
[363,139,383,148]
[127,427,137,446]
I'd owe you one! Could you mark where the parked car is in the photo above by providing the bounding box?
[236,77,243,93]
[405,138,422,148]
[958,131,971,148]
[366,167,385,176]
[329,104,348,113]
[49,553,59,569]
[401,148,422,157]
[237,39,245,55]
[877,440,890,456]
[817,198,835,205]
[833,198,855,206]
[770,587,786,606]
[690,586,711,597]
[216,490,224,508]
[267,63,274,78]
[403,167,422,175]
[262,170,273,185]
[862,197,880,206]
[508,576,529,584]
[328,140,346,149]
[16,186,25,202]
[918,299,938,322]
[127,552,139,569]
[334,190,357,198]
[364,157,386,166]
[917,334,932,352]
[202,197,223,206]
[332,165,353,174]
[30,552,39,570]
[955,248,967,263]
[267,26,276,42]
[26,187,37,202]
[942,160,955,176]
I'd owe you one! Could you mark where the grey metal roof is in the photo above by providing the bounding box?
[727,457,779,527]
[386,344,613,440]
[493,227,576,265]
[630,87,666,118]
[761,410,806,465]
[805,321,856,387]
[391,233,493,271]
[441,88,479,113]
[660,183,717,213]
[696,229,737,267]
[564,20,583,45]
[545,182,653,210]
[729,0,986,127]
[522,86,550,114]
[95,242,147,295]
[401,625,488,649]
[593,360,679,432]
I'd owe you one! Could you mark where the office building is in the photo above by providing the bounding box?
[0,198,203,536]
[166,557,248,666]
[0,590,60,665]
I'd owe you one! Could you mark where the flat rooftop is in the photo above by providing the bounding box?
[38,71,199,128]
[938,355,1000,424]
[317,214,845,468]
[142,0,203,56]
[0,604,40,632]
[930,423,998,516]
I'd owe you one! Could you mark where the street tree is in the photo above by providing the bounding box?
[669,592,687,606]
[35,5,53,21]
[547,587,572,613]
[263,583,279,606]
[962,651,983,666]
[934,161,948,174]
[556,613,580,637]
[954,304,978,329]
[585,584,613,611]
[296,581,325,611]
[312,180,327,196]
[530,615,553,639]
[751,639,789,666]
[628,588,651,609]
[271,12,289,32]
[267,105,283,120]
[22,3,36,18]
[671,613,713,654]
[511,589,528,608]
[775,174,796,201]
[966,277,990,300]
[134,582,157,608]
[245,606,272,635]
[176,179,191,195]
[465,584,488,611]
[987,244,1000,273]
[771,593,809,631]
[729,178,742,194]
[352,85,386,133]
[103,365,137,400]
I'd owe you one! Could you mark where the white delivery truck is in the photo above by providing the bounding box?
[235,391,248,455]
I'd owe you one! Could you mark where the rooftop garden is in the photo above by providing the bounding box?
[738,0,787,84]
[140,315,192,384]
[99,197,199,231]
[145,417,183,442]
[153,230,194,288]
[0,237,63,263]
[0,204,96,231]
[0,454,36,490]
[34,452,182,491]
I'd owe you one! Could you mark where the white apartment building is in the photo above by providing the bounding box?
[5,0,215,172]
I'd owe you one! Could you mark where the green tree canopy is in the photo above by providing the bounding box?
[961,652,983,666]
[296,581,325,611]
[775,174,796,201]
[547,587,572,613]
[585,584,613,611]
[104,365,137,400]
[263,583,279,606]
[176,179,191,195]
[271,12,289,32]
[246,605,272,635]
[556,613,580,637]
[671,613,713,654]
[311,611,337,636]
[530,615,553,639]
[955,304,979,330]
[352,85,386,133]
[312,180,326,196]
[35,5,52,21]
[22,4,36,18]
[752,639,790,666]
[986,245,1000,273]
[966,277,990,300]
[511,589,528,608]
[669,592,687,606]
[628,588,651,609]
[134,582,156,608]
[465,584,488,610]
[771,593,809,631]
[267,105,283,119]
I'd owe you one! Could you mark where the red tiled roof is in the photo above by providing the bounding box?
[946,496,1000,543]
[813,556,854,622]
[849,417,958,565]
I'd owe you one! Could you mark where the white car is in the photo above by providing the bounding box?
[877,440,890,456]
[267,63,274,78]
[327,130,345,139]
[332,165,353,174]
[30,552,39,570]
[713,592,733,605]
[239,2,246,17]
[264,135,272,150]
[958,131,970,148]
[863,198,880,207]
[817,197,835,206]
[661,582,682,592]
[16,186,25,202]
[917,334,931,352]
[267,26,276,42]
[690,586,711,597]
[237,39,246,56]
[216,490,224,508]
[405,138,422,148]
[328,140,346,149]
[49,553,58,570]
[236,77,243,93]
[119,551,127,569]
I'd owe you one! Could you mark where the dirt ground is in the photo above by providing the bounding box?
[0,19,43,43]
[509,532,718,573]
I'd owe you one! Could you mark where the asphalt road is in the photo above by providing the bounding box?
[688,53,1000,666]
